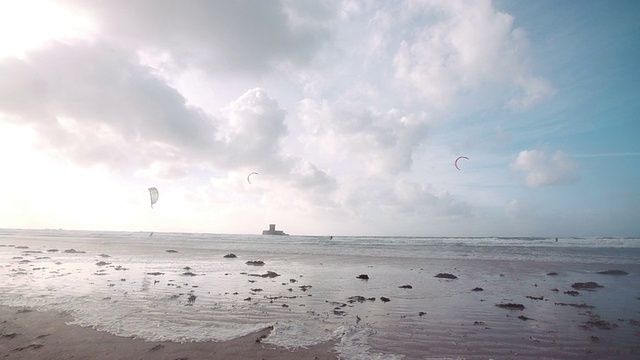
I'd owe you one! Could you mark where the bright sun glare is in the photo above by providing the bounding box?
[0,0,94,58]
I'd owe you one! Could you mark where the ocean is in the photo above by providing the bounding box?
[1,229,639,359]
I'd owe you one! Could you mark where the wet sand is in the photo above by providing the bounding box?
[0,306,337,360]
[2,232,640,359]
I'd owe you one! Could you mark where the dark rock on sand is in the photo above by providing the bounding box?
[224,253,237,258]
[472,287,484,292]
[256,331,269,343]
[347,296,375,304]
[554,302,595,309]
[596,270,628,275]
[147,272,165,276]
[564,290,580,296]
[398,285,413,289]
[435,273,458,279]
[64,249,86,253]
[581,317,618,330]
[356,274,369,280]
[166,249,178,253]
[248,271,280,278]
[526,295,544,301]
[419,311,427,316]
[13,344,44,351]
[496,303,525,310]
[547,272,558,276]
[149,344,165,351]
[95,261,111,266]
[187,294,197,304]
[571,282,603,290]
[380,297,391,303]
[246,260,265,266]
[518,315,534,321]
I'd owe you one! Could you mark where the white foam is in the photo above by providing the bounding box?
[262,320,337,349]
[333,325,405,360]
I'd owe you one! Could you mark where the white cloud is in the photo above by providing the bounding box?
[387,180,473,220]
[220,88,288,167]
[391,0,553,109]
[0,41,218,172]
[297,99,429,176]
[62,0,337,74]
[0,40,334,192]
[507,75,556,110]
[511,150,579,187]
[505,199,532,219]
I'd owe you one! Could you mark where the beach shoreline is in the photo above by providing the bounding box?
[0,305,338,360]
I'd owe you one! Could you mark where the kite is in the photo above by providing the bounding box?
[454,156,469,170]
[148,187,159,208]
[247,172,259,184]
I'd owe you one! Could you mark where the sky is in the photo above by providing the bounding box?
[0,0,638,237]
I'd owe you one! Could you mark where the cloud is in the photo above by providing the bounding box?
[505,199,534,219]
[390,0,553,109]
[386,180,473,220]
[324,179,473,235]
[511,150,579,187]
[62,0,336,74]
[297,99,429,176]
[0,40,336,193]
[0,41,218,171]
[220,88,288,167]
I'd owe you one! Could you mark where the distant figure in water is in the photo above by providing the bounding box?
[555,237,558,242]
[329,235,333,240]
[149,232,154,237]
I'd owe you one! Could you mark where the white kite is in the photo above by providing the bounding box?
[148,187,159,208]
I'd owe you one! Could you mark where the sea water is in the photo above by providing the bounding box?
[1,229,639,359]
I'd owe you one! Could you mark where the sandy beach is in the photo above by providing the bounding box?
[2,230,640,359]
[0,305,337,360]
